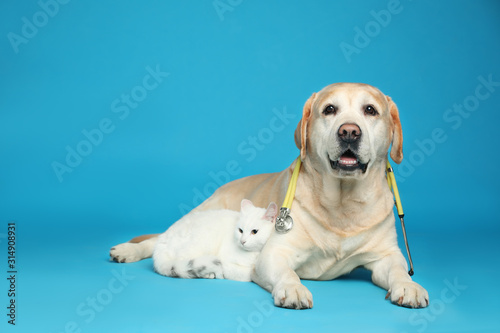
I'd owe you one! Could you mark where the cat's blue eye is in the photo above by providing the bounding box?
[251,229,258,235]
[238,228,243,233]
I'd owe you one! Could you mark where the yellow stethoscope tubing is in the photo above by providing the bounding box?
[283,158,404,216]
[386,160,404,217]
[386,160,414,276]
[282,157,301,209]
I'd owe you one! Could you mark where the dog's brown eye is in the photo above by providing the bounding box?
[364,105,378,116]
[323,105,337,115]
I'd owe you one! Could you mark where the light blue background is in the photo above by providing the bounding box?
[1,1,499,332]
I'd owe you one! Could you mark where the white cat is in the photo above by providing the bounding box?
[153,199,277,282]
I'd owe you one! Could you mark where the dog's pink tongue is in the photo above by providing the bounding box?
[339,156,357,165]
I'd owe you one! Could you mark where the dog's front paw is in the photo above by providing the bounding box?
[386,281,429,308]
[110,243,142,263]
[272,283,313,309]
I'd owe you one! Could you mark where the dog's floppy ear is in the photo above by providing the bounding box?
[294,93,317,160]
[386,96,403,164]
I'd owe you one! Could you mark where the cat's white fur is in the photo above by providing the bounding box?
[152,199,277,282]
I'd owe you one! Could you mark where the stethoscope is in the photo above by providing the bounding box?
[275,156,415,276]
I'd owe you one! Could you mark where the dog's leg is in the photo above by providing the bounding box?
[110,236,158,263]
[252,250,313,309]
[365,251,429,308]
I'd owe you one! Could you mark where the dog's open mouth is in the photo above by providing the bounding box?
[330,150,368,173]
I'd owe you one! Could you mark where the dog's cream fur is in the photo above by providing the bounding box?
[110,82,428,309]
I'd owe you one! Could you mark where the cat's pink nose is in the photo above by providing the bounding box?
[241,240,246,245]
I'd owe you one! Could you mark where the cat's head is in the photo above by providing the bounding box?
[235,199,278,252]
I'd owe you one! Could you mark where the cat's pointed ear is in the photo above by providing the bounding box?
[240,199,254,213]
[263,202,278,222]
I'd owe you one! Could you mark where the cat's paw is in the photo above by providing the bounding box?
[202,272,216,279]
[188,258,224,279]
[110,243,143,263]
[386,281,429,308]
[272,282,313,309]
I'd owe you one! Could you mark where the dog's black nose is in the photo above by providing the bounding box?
[338,123,361,143]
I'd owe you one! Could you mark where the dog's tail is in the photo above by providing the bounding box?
[129,233,159,243]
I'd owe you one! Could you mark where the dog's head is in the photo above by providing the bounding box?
[294,83,403,179]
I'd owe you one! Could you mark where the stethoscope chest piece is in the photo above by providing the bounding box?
[275,207,293,233]
[276,157,302,234]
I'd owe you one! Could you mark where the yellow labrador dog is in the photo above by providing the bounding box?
[110,82,429,309]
